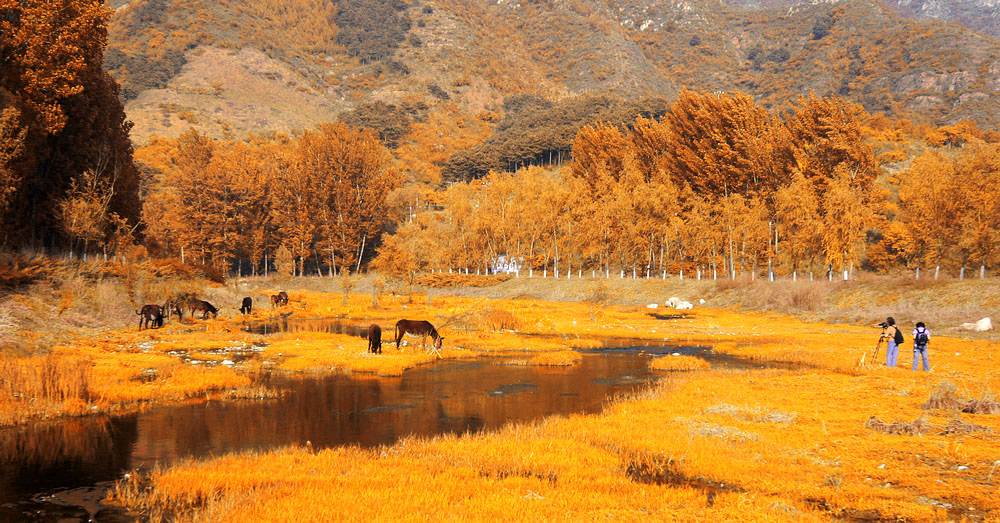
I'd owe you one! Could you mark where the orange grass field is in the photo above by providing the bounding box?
[4,288,1000,519]
[94,291,1000,520]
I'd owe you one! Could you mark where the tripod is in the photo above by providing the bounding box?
[871,333,886,362]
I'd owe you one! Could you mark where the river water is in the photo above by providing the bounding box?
[0,320,734,521]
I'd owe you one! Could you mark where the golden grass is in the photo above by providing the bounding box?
[649,354,711,371]
[99,286,1000,520]
[414,273,512,288]
[7,278,1000,520]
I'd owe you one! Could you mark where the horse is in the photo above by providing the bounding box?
[394,319,444,352]
[188,299,218,320]
[240,297,253,314]
[162,299,183,321]
[270,295,280,308]
[137,304,164,330]
[277,291,289,306]
[367,324,382,354]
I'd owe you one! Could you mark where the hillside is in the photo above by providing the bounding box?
[722,0,1000,40]
[105,0,1000,151]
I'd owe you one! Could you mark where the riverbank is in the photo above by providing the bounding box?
[3,269,999,518]
[3,269,999,427]
[106,299,1000,520]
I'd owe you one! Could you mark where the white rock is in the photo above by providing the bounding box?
[676,301,694,310]
[699,298,706,304]
[647,303,658,309]
[957,465,969,471]
[974,317,992,332]
[222,359,234,366]
[877,464,886,469]
[666,296,681,308]
[671,352,680,356]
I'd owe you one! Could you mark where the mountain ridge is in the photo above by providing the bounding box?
[106,0,1000,145]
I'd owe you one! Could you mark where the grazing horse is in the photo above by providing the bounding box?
[270,294,280,308]
[277,291,289,306]
[240,297,253,314]
[162,299,183,321]
[137,304,164,330]
[189,299,218,320]
[394,319,444,352]
[367,324,382,354]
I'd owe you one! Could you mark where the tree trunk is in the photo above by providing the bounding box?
[980,264,985,279]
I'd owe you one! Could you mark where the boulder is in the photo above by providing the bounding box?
[646,303,659,309]
[959,318,992,332]
[699,298,706,304]
[666,296,681,308]
[676,301,693,310]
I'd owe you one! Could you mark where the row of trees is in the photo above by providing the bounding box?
[141,124,402,275]
[374,92,1000,280]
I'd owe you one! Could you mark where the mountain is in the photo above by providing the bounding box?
[722,0,1000,40]
[105,0,1000,145]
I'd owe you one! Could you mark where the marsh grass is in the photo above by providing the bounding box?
[649,355,711,371]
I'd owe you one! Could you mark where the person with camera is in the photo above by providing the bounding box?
[879,317,904,367]
[912,321,931,371]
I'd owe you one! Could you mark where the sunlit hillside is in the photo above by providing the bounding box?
[105,0,1000,145]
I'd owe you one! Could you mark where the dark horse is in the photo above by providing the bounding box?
[271,291,288,308]
[367,324,382,354]
[240,297,253,314]
[162,299,183,321]
[189,299,218,319]
[394,319,443,352]
[137,304,164,330]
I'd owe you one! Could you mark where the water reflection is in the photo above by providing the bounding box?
[0,352,659,519]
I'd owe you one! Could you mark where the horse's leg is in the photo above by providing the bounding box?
[395,325,403,350]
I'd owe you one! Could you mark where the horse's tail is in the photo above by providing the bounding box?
[135,309,141,315]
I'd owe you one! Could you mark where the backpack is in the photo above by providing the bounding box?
[915,327,929,347]
[893,327,904,345]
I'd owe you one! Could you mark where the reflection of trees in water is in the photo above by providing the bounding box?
[126,354,653,463]
[1,352,656,506]
[0,416,138,502]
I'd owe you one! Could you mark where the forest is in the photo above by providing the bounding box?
[2,0,1000,286]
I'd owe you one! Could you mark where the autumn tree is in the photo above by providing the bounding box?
[774,171,823,277]
[0,0,140,248]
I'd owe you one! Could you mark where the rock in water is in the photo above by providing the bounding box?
[647,303,658,309]
[676,301,693,310]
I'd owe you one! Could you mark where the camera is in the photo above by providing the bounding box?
[877,321,889,329]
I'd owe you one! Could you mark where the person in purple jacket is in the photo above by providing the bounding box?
[912,321,931,371]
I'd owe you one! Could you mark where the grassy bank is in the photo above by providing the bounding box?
[3,264,999,518]
[105,289,1000,520]
[4,266,1000,427]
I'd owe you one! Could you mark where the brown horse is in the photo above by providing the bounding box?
[367,324,382,354]
[137,304,164,330]
[394,319,443,352]
[277,291,289,306]
[188,299,218,320]
[270,295,280,308]
[162,299,183,321]
[240,296,253,314]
